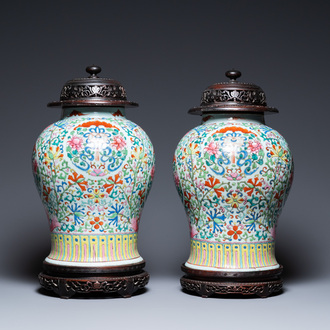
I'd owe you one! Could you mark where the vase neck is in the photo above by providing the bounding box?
[201,113,265,125]
[61,107,126,119]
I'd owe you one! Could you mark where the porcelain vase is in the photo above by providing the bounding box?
[173,70,293,297]
[32,66,155,298]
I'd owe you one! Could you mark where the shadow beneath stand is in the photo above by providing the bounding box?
[36,287,148,299]
[181,287,286,299]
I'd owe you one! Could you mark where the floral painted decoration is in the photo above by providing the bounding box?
[173,117,293,270]
[33,109,155,264]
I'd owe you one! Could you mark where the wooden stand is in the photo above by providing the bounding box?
[39,261,149,298]
[180,264,283,298]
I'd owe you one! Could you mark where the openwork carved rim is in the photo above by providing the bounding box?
[180,276,283,298]
[60,84,127,101]
[39,271,149,299]
[48,65,138,108]
[201,89,266,106]
[180,264,283,298]
[188,69,278,115]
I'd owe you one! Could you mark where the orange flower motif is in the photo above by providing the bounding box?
[44,146,63,165]
[131,146,148,163]
[270,144,288,162]
[90,217,103,230]
[227,225,243,239]
[187,143,200,155]
[182,143,200,160]
[68,172,88,191]
[243,177,262,196]
[205,177,225,198]
[104,173,123,193]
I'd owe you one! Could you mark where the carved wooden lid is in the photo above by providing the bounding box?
[188,70,278,115]
[48,65,138,108]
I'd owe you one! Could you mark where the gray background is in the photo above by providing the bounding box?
[1,0,329,329]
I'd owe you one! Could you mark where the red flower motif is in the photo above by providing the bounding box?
[104,173,123,193]
[68,172,88,191]
[243,177,262,196]
[43,186,52,202]
[184,191,192,208]
[227,225,243,239]
[205,177,224,198]
[90,217,103,230]
[274,190,285,207]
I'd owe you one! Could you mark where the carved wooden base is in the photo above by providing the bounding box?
[181,264,283,298]
[39,261,149,299]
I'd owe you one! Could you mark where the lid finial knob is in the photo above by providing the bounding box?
[86,65,102,77]
[48,65,138,108]
[225,69,241,81]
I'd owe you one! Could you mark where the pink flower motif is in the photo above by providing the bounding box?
[248,140,262,153]
[227,171,243,181]
[266,131,276,139]
[32,159,38,173]
[271,226,276,239]
[90,168,106,177]
[68,136,83,151]
[151,165,155,180]
[131,217,139,232]
[196,180,205,190]
[173,172,180,186]
[111,136,126,151]
[204,141,219,157]
[50,215,61,232]
[190,225,198,238]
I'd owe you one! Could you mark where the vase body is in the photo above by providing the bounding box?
[173,113,293,273]
[33,107,155,268]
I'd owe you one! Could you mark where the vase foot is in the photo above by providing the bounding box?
[180,264,283,298]
[39,261,149,298]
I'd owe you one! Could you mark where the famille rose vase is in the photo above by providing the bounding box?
[173,70,293,297]
[33,66,155,298]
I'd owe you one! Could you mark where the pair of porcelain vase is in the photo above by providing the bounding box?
[33,66,293,298]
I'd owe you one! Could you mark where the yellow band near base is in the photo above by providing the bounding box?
[187,239,277,270]
[48,232,139,263]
